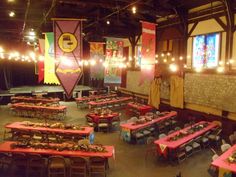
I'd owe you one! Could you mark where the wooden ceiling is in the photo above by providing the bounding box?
[0,0,235,44]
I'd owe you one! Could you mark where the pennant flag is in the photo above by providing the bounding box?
[139,21,156,85]
[54,19,82,98]
[38,38,45,83]
[44,32,60,85]
[219,168,232,177]
[104,38,123,84]
[89,42,104,80]
[159,144,167,153]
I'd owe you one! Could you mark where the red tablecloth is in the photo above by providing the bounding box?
[75,94,117,102]
[155,121,218,157]
[0,141,114,158]
[88,97,132,106]
[11,103,67,111]
[120,111,177,130]
[126,102,153,115]
[5,122,93,135]
[86,113,119,124]
[211,144,236,173]
[11,96,60,103]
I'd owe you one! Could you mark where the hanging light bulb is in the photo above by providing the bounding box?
[132,6,137,14]
[195,67,202,73]
[184,64,187,68]
[169,63,178,72]
[163,59,167,63]
[171,57,175,61]
[167,52,170,56]
[217,66,224,73]
[155,60,158,64]
[179,56,183,60]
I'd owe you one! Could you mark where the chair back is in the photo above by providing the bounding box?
[48,155,66,166]
[212,154,219,161]
[146,136,155,145]
[70,157,86,166]
[159,133,167,139]
[89,156,105,164]
[212,121,222,127]
[221,144,232,153]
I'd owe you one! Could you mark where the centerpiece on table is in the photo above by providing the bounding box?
[168,122,209,141]
[228,151,236,163]
[10,140,107,152]
[22,121,84,130]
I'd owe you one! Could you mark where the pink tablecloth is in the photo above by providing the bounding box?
[75,94,117,102]
[212,144,236,173]
[87,113,119,124]
[11,103,67,111]
[88,97,132,106]
[5,122,93,135]
[11,96,60,103]
[120,111,177,130]
[126,102,153,115]
[0,141,114,158]
[155,121,218,157]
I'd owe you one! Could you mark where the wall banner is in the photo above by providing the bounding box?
[140,21,156,85]
[104,38,123,84]
[53,19,83,98]
[89,42,104,80]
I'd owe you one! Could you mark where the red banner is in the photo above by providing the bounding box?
[53,19,83,98]
[38,38,45,83]
[139,21,156,85]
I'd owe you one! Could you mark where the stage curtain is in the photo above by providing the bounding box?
[148,78,161,109]
[170,75,184,109]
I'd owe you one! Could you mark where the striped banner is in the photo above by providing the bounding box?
[44,32,60,85]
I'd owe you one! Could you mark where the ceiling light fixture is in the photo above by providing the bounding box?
[106,20,110,25]
[132,6,136,14]
[9,11,15,17]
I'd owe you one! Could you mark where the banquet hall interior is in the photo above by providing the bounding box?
[0,0,236,177]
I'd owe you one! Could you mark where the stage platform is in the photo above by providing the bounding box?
[0,85,92,100]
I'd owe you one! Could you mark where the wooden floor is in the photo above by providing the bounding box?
[0,101,213,177]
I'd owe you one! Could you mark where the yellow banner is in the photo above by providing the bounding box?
[44,32,60,85]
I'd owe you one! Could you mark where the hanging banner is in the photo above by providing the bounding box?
[54,19,82,98]
[139,21,156,85]
[38,38,45,83]
[44,32,60,85]
[89,42,104,80]
[104,38,123,84]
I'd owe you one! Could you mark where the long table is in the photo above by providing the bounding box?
[11,96,60,104]
[126,102,153,115]
[75,94,117,102]
[75,94,117,108]
[88,97,133,109]
[5,122,94,136]
[0,141,114,158]
[211,144,236,175]
[11,103,67,119]
[120,111,177,142]
[154,121,218,158]
[86,112,119,124]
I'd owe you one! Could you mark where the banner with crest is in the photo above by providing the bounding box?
[90,42,104,80]
[53,19,83,98]
[104,38,123,84]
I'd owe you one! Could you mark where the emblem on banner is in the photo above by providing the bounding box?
[159,144,167,153]
[58,33,78,53]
